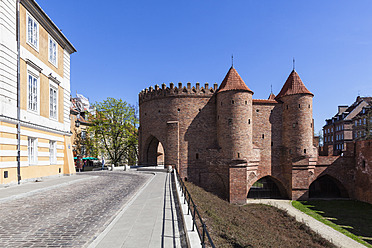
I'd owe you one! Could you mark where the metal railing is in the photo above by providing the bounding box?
[175,169,215,248]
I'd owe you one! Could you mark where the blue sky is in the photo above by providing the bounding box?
[37,0,372,133]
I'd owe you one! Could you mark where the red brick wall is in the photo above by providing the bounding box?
[251,102,285,182]
[354,140,372,204]
[217,91,252,160]
[139,83,217,180]
[229,162,248,204]
[280,94,314,158]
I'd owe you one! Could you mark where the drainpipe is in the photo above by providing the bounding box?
[16,0,21,184]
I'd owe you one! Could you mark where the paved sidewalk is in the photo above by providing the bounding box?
[90,172,186,248]
[247,199,366,248]
[0,174,94,203]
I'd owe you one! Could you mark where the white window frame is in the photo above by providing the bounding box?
[48,36,58,67]
[49,141,57,164]
[26,12,39,51]
[28,137,38,165]
[49,84,58,120]
[27,72,39,113]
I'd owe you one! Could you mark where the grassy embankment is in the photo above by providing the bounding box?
[185,182,336,248]
[292,200,372,247]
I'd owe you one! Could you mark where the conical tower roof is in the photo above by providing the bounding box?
[268,92,276,100]
[217,67,253,94]
[276,70,313,100]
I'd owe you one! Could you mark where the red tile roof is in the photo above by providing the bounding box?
[268,92,276,100]
[276,70,313,100]
[217,67,253,93]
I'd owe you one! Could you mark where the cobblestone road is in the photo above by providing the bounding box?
[0,171,152,248]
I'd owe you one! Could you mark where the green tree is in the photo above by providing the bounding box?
[89,98,138,166]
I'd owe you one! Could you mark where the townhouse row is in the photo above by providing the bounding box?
[0,0,76,184]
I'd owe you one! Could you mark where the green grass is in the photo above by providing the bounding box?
[292,200,372,247]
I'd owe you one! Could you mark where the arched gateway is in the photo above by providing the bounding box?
[309,175,349,198]
[144,136,165,166]
[248,176,288,199]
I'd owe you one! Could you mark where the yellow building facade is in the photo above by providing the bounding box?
[0,0,76,184]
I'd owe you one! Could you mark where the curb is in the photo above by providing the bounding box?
[173,171,202,248]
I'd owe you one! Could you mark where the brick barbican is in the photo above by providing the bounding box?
[138,66,371,204]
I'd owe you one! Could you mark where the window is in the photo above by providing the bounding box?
[48,36,58,66]
[28,73,38,111]
[49,141,56,164]
[28,137,37,165]
[81,130,86,140]
[27,14,38,50]
[355,120,358,126]
[50,87,57,119]
[362,160,366,169]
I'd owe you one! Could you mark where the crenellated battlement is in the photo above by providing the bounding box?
[139,82,218,104]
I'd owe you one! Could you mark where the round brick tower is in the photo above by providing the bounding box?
[216,66,253,160]
[276,69,314,158]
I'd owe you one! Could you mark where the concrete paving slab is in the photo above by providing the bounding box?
[90,172,186,248]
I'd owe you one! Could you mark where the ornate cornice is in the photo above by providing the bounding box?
[21,0,77,54]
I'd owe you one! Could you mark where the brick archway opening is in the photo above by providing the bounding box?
[145,136,165,166]
[309,175,349,198]
[247,176,288,199]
